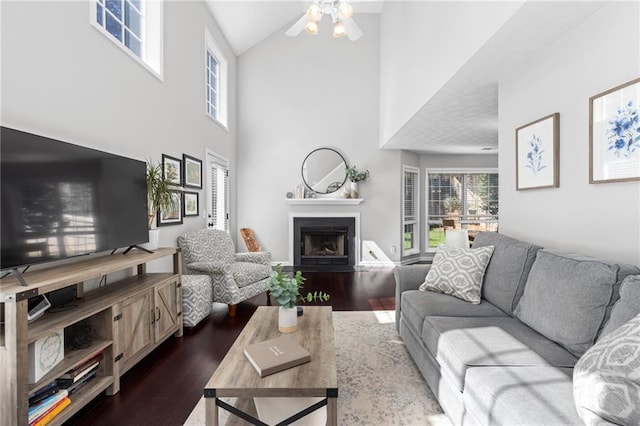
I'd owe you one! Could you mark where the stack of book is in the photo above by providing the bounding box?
[26,350,103,426]
[27,385,69,426]
[56,351,103,394]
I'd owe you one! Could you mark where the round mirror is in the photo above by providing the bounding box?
[301,148,348,194]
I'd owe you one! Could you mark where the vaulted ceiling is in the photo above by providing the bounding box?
[205,1,606,155]
[205,1,384,56]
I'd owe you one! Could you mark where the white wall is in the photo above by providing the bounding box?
[0,1,236,271]
[499,2,640,265]
[379,1,523,145]
[237,15,402,264]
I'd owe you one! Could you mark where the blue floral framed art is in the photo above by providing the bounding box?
[516,113,560,191]
[590,77,640,183]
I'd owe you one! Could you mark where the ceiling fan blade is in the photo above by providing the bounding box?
[342,17,363,41]
[285,14,308,37]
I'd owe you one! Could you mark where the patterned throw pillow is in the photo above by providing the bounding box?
[573,313,640,425]
[419,244,494,304]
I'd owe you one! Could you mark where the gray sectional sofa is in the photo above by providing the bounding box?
[395,232,640,425]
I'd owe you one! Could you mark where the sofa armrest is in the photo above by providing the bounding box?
[187,261,230,275]
[394,265,431,331]
[234,251,272,265]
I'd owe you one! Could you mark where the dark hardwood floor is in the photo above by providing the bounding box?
[69,269,397,426]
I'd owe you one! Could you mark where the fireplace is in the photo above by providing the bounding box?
[293,217,356,267]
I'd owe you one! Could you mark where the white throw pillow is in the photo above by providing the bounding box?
[573,312,640,425]
[419,244,494,304]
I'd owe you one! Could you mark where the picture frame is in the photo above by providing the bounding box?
[183,191,199,217]
[162,154,182,186]
[183,154,203,189]
[157,190,183,226]
[589,77,640,184]
[515,113,560,191]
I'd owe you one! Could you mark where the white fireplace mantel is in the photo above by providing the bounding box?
[285,198,363,205]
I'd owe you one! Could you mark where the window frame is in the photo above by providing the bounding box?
[90,0,164,79]
[204,28,228,129]
[206,150,229,232]
[402,165,420,256]
[425,168,499,252]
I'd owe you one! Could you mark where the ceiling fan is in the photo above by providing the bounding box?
[286,0,363,41]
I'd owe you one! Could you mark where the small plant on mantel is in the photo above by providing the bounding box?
[345,165,370,183]
[269,264,330,308]
[345,165,369,198]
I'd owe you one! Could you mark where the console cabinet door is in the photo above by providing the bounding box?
[117,290,153,368]
[153,279,180,343]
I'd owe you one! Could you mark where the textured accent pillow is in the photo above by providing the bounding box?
[419,244,494,304]
[573,313,640,425]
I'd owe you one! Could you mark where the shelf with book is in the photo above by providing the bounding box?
[46,376,114,426]
[28,340,111,395]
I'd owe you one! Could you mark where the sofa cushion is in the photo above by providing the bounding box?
[573,313,640,425]
[421,316,578,392]
[419,244,494,304]
[400,290,507,335]
[464,366,582,425]
[472,232,542,315]
[514,250,640,357]
[600,275,640,338]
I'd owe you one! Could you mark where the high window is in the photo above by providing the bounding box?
[92,0,163,77]
[206,151,229,231]
[204,29,228,128]
[403,166,420,255]
[426,169,499,249]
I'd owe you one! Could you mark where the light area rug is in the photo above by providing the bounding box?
[184,310,450,426]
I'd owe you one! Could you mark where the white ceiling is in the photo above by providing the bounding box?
[205,1,384,56]
[206,1,606,154]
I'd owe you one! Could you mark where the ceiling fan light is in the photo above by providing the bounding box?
[306,3,323,22]
[337,1,353,20]
[333,21,346,38]
[304,20,319,35]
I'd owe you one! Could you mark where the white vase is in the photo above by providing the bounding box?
[140,229,160,250]
[350,181,359,199]
[278,306,298,333]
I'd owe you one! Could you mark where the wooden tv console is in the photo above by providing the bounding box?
[0,247,183,426]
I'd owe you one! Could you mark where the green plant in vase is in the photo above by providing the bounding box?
[144,160,177,249]
[270,264,330,333]
[345,165,369,198]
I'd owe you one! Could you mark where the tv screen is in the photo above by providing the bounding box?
[1,126,148,269]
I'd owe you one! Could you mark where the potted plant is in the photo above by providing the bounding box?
[345,165,369,198]
[443,196,461,215]
[270,264,330,333]
[143,160,176,249]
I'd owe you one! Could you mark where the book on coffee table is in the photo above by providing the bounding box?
[244,335,311,377]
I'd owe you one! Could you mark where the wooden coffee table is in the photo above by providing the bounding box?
[204,306,338,425]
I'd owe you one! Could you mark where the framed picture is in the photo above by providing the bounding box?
[157,190,183,226]
[183,154,203,189]
[183,191,199,217]
[162,154,182,186]
[515,113,560,190]
[589,77,640,183]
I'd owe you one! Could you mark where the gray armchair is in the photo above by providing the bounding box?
[177,229,272,317]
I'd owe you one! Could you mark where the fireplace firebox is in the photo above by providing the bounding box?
[293,217,355,267]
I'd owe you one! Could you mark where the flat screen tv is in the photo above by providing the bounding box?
[1,126,148,270]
